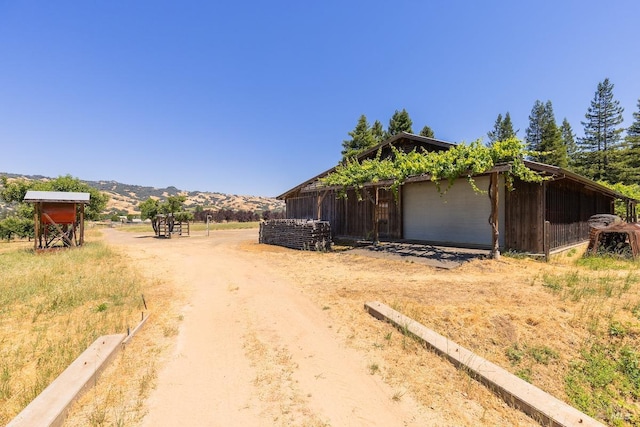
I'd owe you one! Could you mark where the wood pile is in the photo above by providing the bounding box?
[587,214,640,258]
[259,219,332,251]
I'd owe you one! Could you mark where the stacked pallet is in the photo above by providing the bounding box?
[259,219,332,251]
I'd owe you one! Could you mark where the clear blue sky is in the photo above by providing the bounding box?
[1,1,639,197]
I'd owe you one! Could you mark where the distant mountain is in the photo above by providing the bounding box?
[0,173,285,216]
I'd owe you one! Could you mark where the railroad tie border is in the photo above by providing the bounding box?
[364,301,604,427]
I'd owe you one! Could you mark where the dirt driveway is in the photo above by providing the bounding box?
[100,228,442,426]
[87,227,542,427]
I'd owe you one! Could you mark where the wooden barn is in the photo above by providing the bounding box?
[278,132,638,256]
[23,190,90,250]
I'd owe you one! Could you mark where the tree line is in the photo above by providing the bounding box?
[0,175,108,241]
[341,109,434,159]
[342,78,640,189]
[192,208,285,223]
[0,176,285,241]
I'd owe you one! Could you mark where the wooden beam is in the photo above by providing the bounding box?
[489,172,500,259]
[33,203,39,250]
[544,221,551,261]
[373,187,379,244]
[79,203,85,246]
[316,190,329,220]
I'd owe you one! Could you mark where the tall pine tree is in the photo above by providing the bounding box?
[560,118,579,170]
[371,120,385,144]
[578,78,625,182]
[622,98,640,184]
[487,112,517,146]
[525,100,567,167]
[341,115,376,159]
[419,125,434,138]
[386,109,413,138]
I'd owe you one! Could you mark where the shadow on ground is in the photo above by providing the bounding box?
[346,242,489,269]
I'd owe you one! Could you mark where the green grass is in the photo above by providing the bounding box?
[577,254,640,271]
[541,271,637,303]
[565,340,640,425]
[0,241,144,424]
[505,343,558,367]
[543,259,640,425]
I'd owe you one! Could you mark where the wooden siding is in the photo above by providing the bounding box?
[505,181,545,253]
[545,179,613,250]
[288,177,617,253]
[505,178,615,253]
[285,188,401,240]
[285,195,316,220]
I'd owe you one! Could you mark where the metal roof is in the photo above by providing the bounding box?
[23,190,91,203]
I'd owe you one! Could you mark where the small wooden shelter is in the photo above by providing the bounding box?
[23,190,90,250]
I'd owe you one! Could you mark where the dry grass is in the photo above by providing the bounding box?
[3,230,639,426]
[241,241,640,426]
[0,230,148,425]
[62,241,184,426]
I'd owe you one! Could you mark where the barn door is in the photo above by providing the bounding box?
[377,200,390,239]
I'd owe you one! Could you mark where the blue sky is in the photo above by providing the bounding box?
[1,1,639,197]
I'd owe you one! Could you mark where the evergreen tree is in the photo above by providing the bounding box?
[487,113,504,146]
[560,118,579,170]
[525,100,567,167]
[341,114,376,159]
[371,120,385,144]
[622,98,640,184]
[487,112,517,146]
[525,101,545,152]
[501,112,517,140]
[386,109,413,138]
[419,125,434,138]
[578,78,625,182]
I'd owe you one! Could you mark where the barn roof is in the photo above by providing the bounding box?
[277,132,453,199]
[522,160,637,202]
[277,132,637,203]
[23,190,91,203]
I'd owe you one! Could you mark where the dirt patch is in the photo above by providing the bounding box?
[63,228,639,426]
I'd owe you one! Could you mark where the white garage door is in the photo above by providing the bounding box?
[403,176,505,248]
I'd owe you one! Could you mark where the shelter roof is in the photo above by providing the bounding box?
[277,132,452,199]
[523,161,638,202]
[23,190,91,203]
[277,132,638,203]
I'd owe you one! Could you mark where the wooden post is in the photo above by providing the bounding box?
[544,220,551,261]
[489,172,500,259]
[79,203,85,246]
[34,202,40,250]
[373,187,379,244]
[316,190,328,220]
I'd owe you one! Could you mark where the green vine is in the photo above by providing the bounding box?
[320,137,546,199]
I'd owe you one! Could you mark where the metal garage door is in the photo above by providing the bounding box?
[403,176,505,248]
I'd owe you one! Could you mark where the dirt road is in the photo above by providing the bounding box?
[102,228,441,426]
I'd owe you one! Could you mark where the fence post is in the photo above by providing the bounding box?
[544,221,550,262]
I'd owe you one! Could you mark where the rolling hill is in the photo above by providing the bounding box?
[0,173,285,216]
